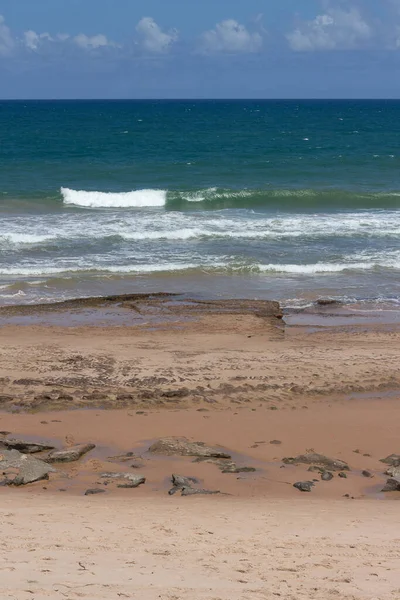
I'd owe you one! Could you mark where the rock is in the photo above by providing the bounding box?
[361,470,372,478]
[46,443,95,463]
[181,487,220,496]
[384,466,400,478]
[270,440,282,445]
[222,466,256,474]
[321,471,334,481]
[283,453,349,471]
[3,438,55,454]
[293,481,314,492]
[380,454,400,467]
[85,488,106,495]
[107,452,137,463]
[381,477,400,492]
[168,473,199,495]
[308,466,323,473]
[0,449,56,485]
[149,437,230,459]
[316,298,342,306]
[338,472,348,478]
[100,472,145,488]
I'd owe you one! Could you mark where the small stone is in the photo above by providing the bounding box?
[283,453,349,471]
[58,488,67,492]
[270,440,282,445]
[338,472,347,478]
[361,470,372,478]
[85,488,106,495]
[293,481,314,492]
[321,471,334,481]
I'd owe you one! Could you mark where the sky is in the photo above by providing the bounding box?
[1,0,400,98]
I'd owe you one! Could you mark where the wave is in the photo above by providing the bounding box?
[61,187,167,208]
[55,186,400,211]
[1,258,399,278]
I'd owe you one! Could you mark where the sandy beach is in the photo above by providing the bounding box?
[1,296,400,599]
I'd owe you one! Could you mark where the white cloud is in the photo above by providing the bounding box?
[73,33,113,50]
[200,19,263,54]
[24,30,53,51]
[136,17,178,53]
[287,7,372,51]
[0,15,14,56]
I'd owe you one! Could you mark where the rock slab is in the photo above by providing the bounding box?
[46,443,95,463]
[100,472,145,488]
[3,438,55,454]
[149,437,231,459]
[0,449,56,485]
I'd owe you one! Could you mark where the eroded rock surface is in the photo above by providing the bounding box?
[0,449,56,485]
[100,472,145,488]
[284,453,349,471]
[149,437,230,459]
[382,477,400,492]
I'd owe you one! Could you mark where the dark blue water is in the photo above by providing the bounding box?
[0,100,399,307]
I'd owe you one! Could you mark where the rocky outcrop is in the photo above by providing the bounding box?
[3,438,55,454]
[382,477,400,492]
[384,466,400,478]
[283,453,349,471]
[46,443,95,463]
[149,437,230,459]
[380,454,400,467]
[0,449,56,485]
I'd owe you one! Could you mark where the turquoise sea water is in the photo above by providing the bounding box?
[0,99,400,308]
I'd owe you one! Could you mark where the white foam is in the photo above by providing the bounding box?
[61,187,167,208]
[258,262,387,274]
[0,233,53,245]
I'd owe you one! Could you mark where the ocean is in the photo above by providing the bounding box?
[1,99,400,310]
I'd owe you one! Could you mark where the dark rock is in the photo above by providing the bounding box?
[100,472,145,488]
[0,449,56,485]
[293,481,314,492]
[85,488,106,495]
[361,470,372,478]
[3,438,55,454]
[380,454,400,467]
[181,487,220,496]
[270,440,282,445]
[46,443,95,463]
[381,477,400,492]
[161,388,189,399]
[168,473,199,495]
[0,431,11,436]
[149,437,231,459]
[321,471,334,481]
[338,472,348,478]
[283,453,349,471]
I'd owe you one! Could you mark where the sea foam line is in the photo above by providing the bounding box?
[61,187,167,208]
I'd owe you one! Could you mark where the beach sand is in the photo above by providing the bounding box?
[1,296,400,598]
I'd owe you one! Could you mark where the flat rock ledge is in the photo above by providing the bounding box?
[2,438,55,454]
[46,443,95,463]
[100,472,146,488]
[149,437,231,459]
[0,449,56,485]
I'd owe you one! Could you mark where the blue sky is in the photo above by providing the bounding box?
[1,0,400,98]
